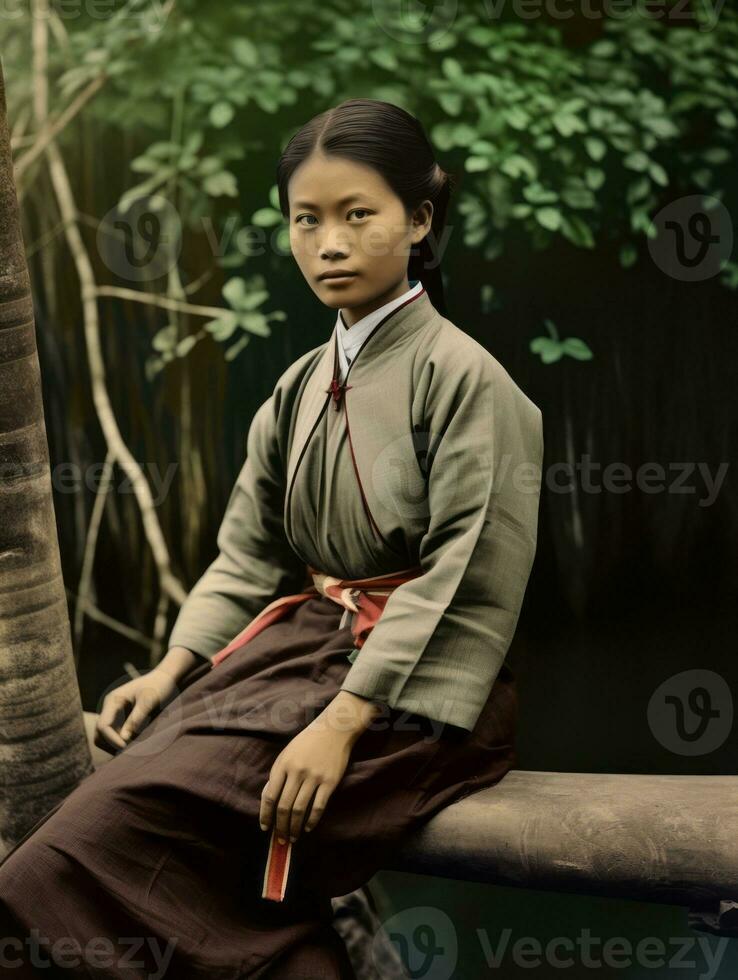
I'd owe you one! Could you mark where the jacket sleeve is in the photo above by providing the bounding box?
[167,390,307,661]
[339,357,543,733]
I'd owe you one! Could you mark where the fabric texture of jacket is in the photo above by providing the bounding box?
[167,286,543,733]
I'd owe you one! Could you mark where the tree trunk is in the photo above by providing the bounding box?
[0,60,92,858]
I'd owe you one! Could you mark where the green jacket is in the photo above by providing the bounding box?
[168,289,543,732]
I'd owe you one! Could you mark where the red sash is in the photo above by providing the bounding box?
[210,563,422,668]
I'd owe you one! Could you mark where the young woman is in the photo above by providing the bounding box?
[0,99,543,978]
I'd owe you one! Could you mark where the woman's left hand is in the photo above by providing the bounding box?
[259,691,383,843]
[259,720,354,844]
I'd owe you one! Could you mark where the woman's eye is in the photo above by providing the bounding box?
[295,210,371,226]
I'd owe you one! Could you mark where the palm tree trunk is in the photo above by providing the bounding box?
[0,59,92,858]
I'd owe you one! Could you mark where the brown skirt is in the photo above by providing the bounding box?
[0,594,517,979]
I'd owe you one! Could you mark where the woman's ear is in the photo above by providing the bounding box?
[411,199,434,244]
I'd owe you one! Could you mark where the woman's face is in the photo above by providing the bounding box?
[287,151,432,323]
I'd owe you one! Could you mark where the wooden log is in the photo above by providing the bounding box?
[387,770,738,937]
[82,715,738,937]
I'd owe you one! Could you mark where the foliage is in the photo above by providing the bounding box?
[5,0,738,372]
[530,319,593,364]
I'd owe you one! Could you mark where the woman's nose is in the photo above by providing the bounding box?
[319,224,352,255]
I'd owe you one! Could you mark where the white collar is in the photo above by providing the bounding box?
[333,280,424,381]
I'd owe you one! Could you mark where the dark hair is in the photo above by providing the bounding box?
[276,98,455,317]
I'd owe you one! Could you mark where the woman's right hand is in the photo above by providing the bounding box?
[94,668,180,753]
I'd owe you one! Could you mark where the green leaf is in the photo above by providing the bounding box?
[144,356,165,381]
[441,57,463,81]
[210,102,234,128]
[702,147,730,165]
[717,109,737,129]
[224,334,251,361]
[642,117,679,139]
[152,324,177,352]
[130,155,159,174]
[552,112,586,137]
[203,171,238,197]
[465,156,491,172]
[560,215,595,248]
[523,183,558,204]
[183,131,204,156]
[428,30,457,52]
[530,337,563,364]
[222,276,248,310]
[276,227,291,254]
[562,337,593,360]
[222,277,247,307]
[590,40,616,58]
[561,186,595,209]
[503,106,530,130]
[467,26,496,46]
[585,137,607,161]
[204,313,239,342]
[431,122,456,151]
[238,289,269,311]
[623,151,650,172]
[452,124,477,147]
[239,312,271,337]
[463,226,487,247]
[648,162,669,187]
[251,207,282,227]
[585,167,605,190]
[175,335,198,357]
[369,49,398,71]
[195,156,222,177]
[626,178,651,204]
[536,207,562,231]
[232,37,258,67]
[500,155,537,181]
[439,92,463,116]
